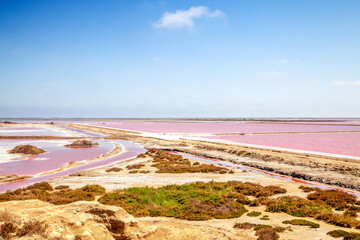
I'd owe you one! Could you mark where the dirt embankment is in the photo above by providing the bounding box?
[66,123,360,191]
[0,200,242,240]
[65,139,99,148]
[8,145,46,155]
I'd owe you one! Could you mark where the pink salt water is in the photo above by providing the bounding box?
[0,127,78,137]
[0,140,146,192]
[204,132,360,157]
[0,139,113,176]
[90,122,360,134]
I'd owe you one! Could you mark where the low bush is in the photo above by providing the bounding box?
[54,185,70,190]
[233,222,257,229]
[307,189,357,209]
[126,163,145,170]
[144,149,231,174]
[247,211,262,217]
[327,230,360,239]
[299,185,318,192]
[0,182,104,205]
[254,224,273,231]
[282,219,319,228]
[106,167,122,172]
[255,228,279,240]
[0,222,17,239]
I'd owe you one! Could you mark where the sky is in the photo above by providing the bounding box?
[0,0,359,118]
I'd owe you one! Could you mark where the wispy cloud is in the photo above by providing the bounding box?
[274,59,288,65]
[153,6,225,29]
[332,80,360,86]
[260,71,281,77]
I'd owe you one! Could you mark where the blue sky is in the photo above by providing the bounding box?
[0,0,359,118]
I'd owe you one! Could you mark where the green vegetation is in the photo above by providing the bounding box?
[144,149,233,174]
[0,182,105,205]
[327,230,360,240]
[99,181,286,221]
[247,211,262,217]
[282,219,320,228]
[260,215,270,220]
[99,181,249,220]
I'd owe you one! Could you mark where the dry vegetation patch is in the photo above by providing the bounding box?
[8,145,46,155]
[64,139,99,148]
[327,230,360,240]
[0,182,105,205]
[264,189,360,228]
[143,149,236,174]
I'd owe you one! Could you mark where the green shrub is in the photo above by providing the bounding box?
[283,219,320,228]
[327,230,360,239]
[247,211,262,217]
[99,181,249,221]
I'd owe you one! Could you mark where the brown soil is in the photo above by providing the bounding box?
[8,145,46,155]
[65,139,99,148]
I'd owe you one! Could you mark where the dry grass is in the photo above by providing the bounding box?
[255,227,279,240]
[143,149,232,174]
[106,167,122,172]
[233,222,257,229]
[264,195,360,228]
[0,182,105,205]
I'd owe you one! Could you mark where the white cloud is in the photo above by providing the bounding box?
[333,80,360,86]
[153,6,224,29]
[274,59,288,65]
[260,71,281,77]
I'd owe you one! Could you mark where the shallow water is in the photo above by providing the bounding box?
[90,122,360,134]
[204,132,360,157]
[0,140,145,192]
[0,139,114,175]
[0,126,82,137]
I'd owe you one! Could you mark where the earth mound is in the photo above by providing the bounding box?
[0,200,239,240]
[8,145,46,155]
[65,139,99,148]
